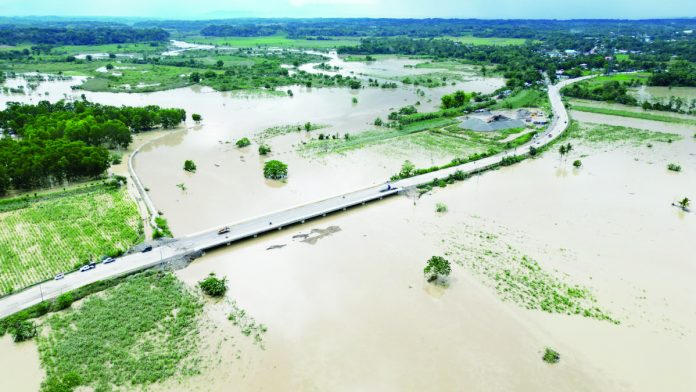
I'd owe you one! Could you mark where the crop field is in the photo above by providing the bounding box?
[38,272,202,391]
[585,72,651,87]
[186,34,361,49]
[0,185,143,295]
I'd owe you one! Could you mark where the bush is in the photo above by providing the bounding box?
[374,117,384,126]
[573,160,582,168]
[52,293,74,311]
[263,160,288,180]
[424,256,451,284]
[236,137,251,148]
[529,146,538,156]
[199,273,227,297]
[667,163,681,172]
[183,160,197,173]
[9,319,37,342]
[542,348,560,364]
[436,203,448,213]
[191,113,202,122]
[258,144,271,155]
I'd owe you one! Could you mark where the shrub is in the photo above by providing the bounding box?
[667,163,681,172]
[542,348,560,364]
[258,144,271,155]
[191,113,202,122]
[9,320,37,342]
[199,273,227,297]
[529,146,538,156]
[263,160,288,180]
[52,293,74,311]
[352,97,358,104]
[183,160,197,173]
[236,137,251,148]
[436,203,448,213]
[374,117,384,126]
[573,159,582,168]
[424,256,451,283]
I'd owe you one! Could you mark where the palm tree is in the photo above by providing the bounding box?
[678,197,690,211]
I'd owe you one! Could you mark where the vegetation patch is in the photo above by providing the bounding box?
[255,122,328,140]
[227,300,268,348]
[199,273,228,297]
[542,348,561,364]
[568,123,681,146]
[0,183,142,295]
[37,272,202,392]
[444,225,618,323]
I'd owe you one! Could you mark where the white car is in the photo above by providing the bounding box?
[54,273,65,280]
[102,257,116,264]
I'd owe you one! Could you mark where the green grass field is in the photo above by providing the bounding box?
[586,72,651,87]
[186,35,361,49]
[492,89,548,110]
[38,272,202,391]
[0,184,143,295]
[571,105,696,125]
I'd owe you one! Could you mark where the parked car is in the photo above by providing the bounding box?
[142,245,153,253]
[102,257,115,264]
[217,226,230,235]
[54,273,65,280]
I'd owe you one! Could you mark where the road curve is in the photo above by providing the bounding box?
[0,76,591,319]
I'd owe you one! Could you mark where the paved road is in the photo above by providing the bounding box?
[0,76,590,319]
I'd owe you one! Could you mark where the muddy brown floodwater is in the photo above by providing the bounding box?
[161,122,695,391]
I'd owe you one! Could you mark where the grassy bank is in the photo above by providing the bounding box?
[571,105,696,126]
[0,184,142,295]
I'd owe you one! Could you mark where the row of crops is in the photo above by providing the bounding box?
[0,185,143,295]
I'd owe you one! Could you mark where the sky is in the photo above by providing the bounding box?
[0,0,694,19]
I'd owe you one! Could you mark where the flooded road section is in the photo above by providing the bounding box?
[165,130,695,391]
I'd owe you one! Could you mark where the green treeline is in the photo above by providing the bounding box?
[0,100,186,193]
[0,27,169,46]
[562,81,638,105]
[648,60,696,87]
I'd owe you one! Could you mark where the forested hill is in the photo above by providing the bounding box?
[0,27,169,45]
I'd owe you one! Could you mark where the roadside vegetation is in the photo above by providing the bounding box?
[37,272,202,392]
[0,182,142,295]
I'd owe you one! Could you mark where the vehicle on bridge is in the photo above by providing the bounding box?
[142,245,153,253]
[102,257,116,264]
[54,273,64,280]
[218,226,230,235]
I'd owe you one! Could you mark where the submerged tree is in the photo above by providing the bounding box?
[199,273,227,297]
[424,256,451,284]
[183,160,197,173]
[263,160,288,180]
[678,197,690,211]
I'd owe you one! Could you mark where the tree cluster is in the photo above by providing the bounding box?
[0,100,186,194]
